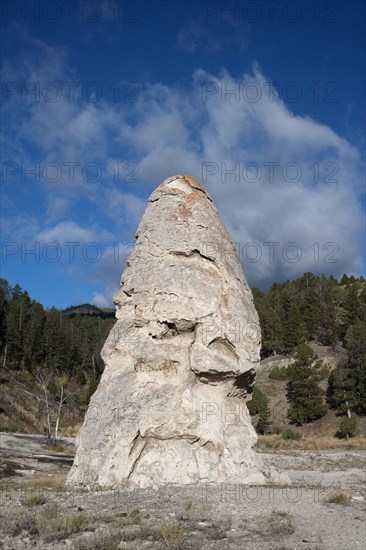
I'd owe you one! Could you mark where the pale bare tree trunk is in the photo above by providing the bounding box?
[53,372,68,444]
[2,343,7,369]
[42,378,51,439]
[35,369,52,439]
[54,384,66,443]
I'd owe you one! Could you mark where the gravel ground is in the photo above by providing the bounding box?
[0,435,365,549]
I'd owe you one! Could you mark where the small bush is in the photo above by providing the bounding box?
[0,462,17,478]
[263,511,296,537]
[8,512,38,536]
[37,503,59,520]
[247,386,271,434]
[269,366,290,380]
[75,532,123,550]
[183,499,193,511]
[132,512,142,525]
[22,494,47,506]
[325,491,351,505]
[140,524,160,540]
[281,428,301,440]
[208,527,227,540]
[159,523,186,548]
[318,364,330,380]
[336,417,358,439]
[270,511,295,535]
[35,505,89,541]
[179,499,211,521]
[45,444,65,453]
[67,514,89,533]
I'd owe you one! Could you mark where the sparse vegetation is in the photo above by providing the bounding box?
[281,427,301,440]
[0,461,17,478]
[257,434,366,450]
[337,416,358,439]
[269,365,291,380]
[8,511,38,536]
[159,523,186,548]
[260,511,296,537]
[0,446,364,549]
[36,507,89,541]
[208,527,227,540]
[45,443,66,453]
[325,491,351,505]
[131,510,142,524]
[180,498,211,521]
[247,386,271,434]
[74,531,124,550]
[22,493,47,506]
[183,498,193,511]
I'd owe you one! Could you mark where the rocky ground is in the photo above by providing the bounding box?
[0,433,365,549]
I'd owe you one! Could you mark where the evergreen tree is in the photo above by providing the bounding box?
[24,301,45,369]
[287,343,327,424]
[5,284,32,367]
[327,362,358,415]
[0,279,10,352]
[318,286,337,347]
[247,386,271,434]
[283,302,304,351]
[299,273,321,340]
[44,308,67,370]
[345,319,366,414]
[337,416,358,439]
[0,272,364,408]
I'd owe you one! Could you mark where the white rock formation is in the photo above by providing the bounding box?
[67,175,288,488]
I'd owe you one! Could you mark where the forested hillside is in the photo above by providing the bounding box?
[0,280,115,435]
[0,280,115,376]
[253,272,365,355]
[0,273,365,437]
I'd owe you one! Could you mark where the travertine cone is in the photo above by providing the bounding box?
[67,175,289,488]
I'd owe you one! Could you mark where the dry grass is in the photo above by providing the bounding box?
[0,475,67,495]
[325,491,351,505]
[131,510,142,525]
[159,523,186,549]
[4,504,89,541]
[62,446,76,455]
[257,434,366,451]
[45,443,66,453]
[43,442,74,455]
[180,498,211,521]
[74,531,124,549]
[21,493,47,506]
[257,511,296,538]
[63,423,83,437]
[9,397,39,428]
[17,473,67,492]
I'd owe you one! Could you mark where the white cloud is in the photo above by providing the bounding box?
[3,35,364,297]
[89,241,133,306]
[36,221,112,244]
[105,189,146,221]
[92,292,111,308]
[114,67,364,288]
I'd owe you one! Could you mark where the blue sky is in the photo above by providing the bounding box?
[1,0,365,308]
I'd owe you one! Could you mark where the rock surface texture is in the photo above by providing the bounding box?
[67,175,288,488]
